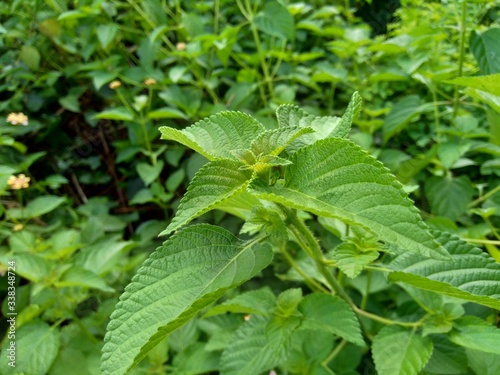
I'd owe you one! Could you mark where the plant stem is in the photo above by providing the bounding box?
[453,0,468,118]
[462,238,500,245]
[360,271,371,310]
[468,184,500,207]
[322,339,346,368]
[353,306,423,328]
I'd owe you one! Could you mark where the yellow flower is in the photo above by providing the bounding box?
[176,42,187,51]
[13,224,23,232]
[244,315,251,321]
[144,78,157,86]
[7,174,31,189]
[6,112,28,126]
[109,80,122,89]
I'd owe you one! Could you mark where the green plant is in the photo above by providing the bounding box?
[101,94,500,375]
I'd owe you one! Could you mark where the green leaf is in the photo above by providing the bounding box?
[204,287,277,317]
[254,1,295,41]
[5,252,50,282]
[249,139,449,259]
[331,242,379,278]
[136,160,164,186]
[220,314,298,375]
[20,45,41,70]
[470,28,500,75]
[383,95,426,142]
[96,24,118,49]
[26,195,65,218]
[148,107,188,120]
[446,74,500,96]
[56,267,114,292]
[1,320,60,375]
[372,325,433,375]
[298,293,364,346]
[423,335,467,375]
[251,126,315,157]
[90,71,119,91]
[160,160,254,236]
[159,112,265,160]
[466,349,500,375]
[425,175,474,221]
[338,91,362,137]
[95,108,135,121]
[389,231,500,310]
[449,316,500,354]
[101,224,273,375]
[275,105,344,152]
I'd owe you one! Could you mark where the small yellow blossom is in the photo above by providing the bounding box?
[244,315,251,321]
[6,112,28,126]
[109,80,122,89]
[7,174,31,190]
[13,224,24,232]
[176,42,187,51]
[144,78,157,86]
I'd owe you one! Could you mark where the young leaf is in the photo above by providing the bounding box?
[470,29,500,75]
[204,287,277,317]
[331,242,379,278]
[388,231,500,310]
[159,112,265,160]
[298,293,364,346]
[250,126,315,157]
[372,325,433,375]
[382,95,426,143]
[254,1,295,41]
[449,316,500,354]
[101,225,273,375]
[445,74,500,97]
[249,138,449,259]
[425,175,474,221]
[160,160,254,236]
[275,105,344,152]
[338,91,362,138]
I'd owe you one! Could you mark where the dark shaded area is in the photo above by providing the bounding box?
[355,0,402,35]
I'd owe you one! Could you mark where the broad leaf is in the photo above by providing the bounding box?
[1,320,60,375]
[101,225,273,375]
[298,293,364,346]
[204,287,276,317]
[470,28,500,75]
[372,325,433,375]
[423,335,467,375]
[389,231,500,310]
[160,160,254,236]
[466,348,500,375]
[136,160,164,186]
[425,175,474,220]
[220,314,298,375]
[382,95,426,142]
[159,111,265,160]
[449,316,500,354]
[446,74,500,96]
[254,1,295,41]
[249,138,449,259]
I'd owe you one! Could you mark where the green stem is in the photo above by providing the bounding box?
[360,271,371,310]
[453,0,468,118]
[468,184,500,208]
[281,244,329,293]
[463,238,500,245]
[322,339,346,368]
[353,306,423,328]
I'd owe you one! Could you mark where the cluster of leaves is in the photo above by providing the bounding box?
[0,0,500,374]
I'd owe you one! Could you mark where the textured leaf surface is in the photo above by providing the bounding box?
[298,293,364,346]
[159,111,265,160]
[2,320,60,375]
[338,91,362,138]
[332,243,379,278]
[101,225,273,375]
[160,160,254,236]
[276,105,343,152]
[466,348,500,375]
[249,138,448,259]
[220,314,298,375]
[389,231,500,310]
[446,74,500,96]
[251,126,315,156]
[449,316,500,354]
[372,325,433,375]
[383,95,426,142]
[425,175,474,221]
[204,287,276,317]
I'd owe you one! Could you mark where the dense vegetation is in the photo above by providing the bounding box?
[1,1,500,374]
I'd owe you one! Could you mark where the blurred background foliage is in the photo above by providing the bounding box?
[1,0,500,374]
